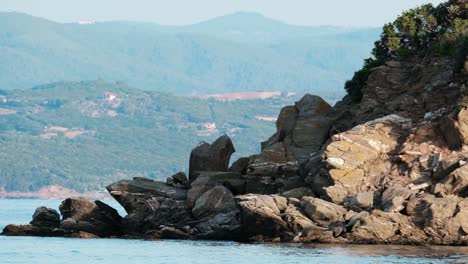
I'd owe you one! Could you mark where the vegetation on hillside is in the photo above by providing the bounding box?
[345,0,467,101]
[0,12,379,97]
[0,81,307,192]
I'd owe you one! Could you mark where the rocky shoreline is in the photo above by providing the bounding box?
[3,83,467,245]
[2,1,467,245]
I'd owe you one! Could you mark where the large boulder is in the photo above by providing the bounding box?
[236,194,291,241]
[254,94,332,165]
[301,197,347,227]
[167,172,190,189]
[187,171,245,207]
[107,177,187,211]
[59,198,99,221]
[192,186,238,219]
[58,198,122,237]
[30,206,60,228]
[189,135,235,182]
[192,211,241,240]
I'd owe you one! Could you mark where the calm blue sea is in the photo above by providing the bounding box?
[0,199,466,264]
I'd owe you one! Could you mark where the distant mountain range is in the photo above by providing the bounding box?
[0,12,380,97]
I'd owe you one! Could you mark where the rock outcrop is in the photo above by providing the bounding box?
[189,135,235,182]
[2,1,467,245]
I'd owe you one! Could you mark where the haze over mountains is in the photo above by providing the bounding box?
[0,12,379,97]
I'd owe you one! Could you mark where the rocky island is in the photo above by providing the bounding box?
[2,0,467,245]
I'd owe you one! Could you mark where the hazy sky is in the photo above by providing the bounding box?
[0,0,447,26]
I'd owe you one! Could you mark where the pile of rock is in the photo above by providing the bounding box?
[3,198,122,238]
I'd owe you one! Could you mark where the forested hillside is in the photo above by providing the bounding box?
[0,12,379,97]
[0,81,307,192]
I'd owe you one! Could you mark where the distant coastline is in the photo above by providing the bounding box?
[0,185,110,200]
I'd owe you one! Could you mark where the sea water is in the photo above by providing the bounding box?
[0,199,466,264]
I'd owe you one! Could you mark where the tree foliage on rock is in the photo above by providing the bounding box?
[346,0,467,101]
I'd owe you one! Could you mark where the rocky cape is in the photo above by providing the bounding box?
[2,7,468,246]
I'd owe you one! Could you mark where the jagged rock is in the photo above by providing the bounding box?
[107,178,187,205]
[282,202,315,234]
[236,194,292,241]
[192,186,238,219]
[282,187,314,199]
[106,177,188,234]
[58,198,122,236]
[30,206,60,228]
[193,211,241,240]
[260,94,332,164]
[95,200,123,228]
[187,171,245,207]
[189,135,235,182]
[301,197,347,227]
[434,163,468,197]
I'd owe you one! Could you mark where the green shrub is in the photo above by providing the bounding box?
[345,0,467,100]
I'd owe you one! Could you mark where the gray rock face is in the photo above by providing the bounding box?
[107,178,187,205]
[189,135,235,182]
[193,211,241,240]
[187,171,245,207]
[254,94,332,165]
[192,186,238,219]
[30,206,60,228]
